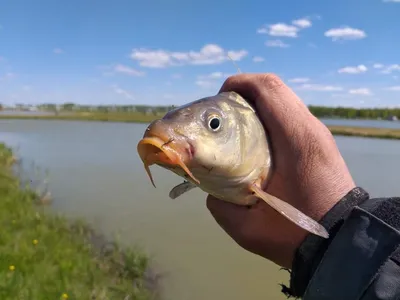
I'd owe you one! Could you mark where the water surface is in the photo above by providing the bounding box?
[320,118,400,129]
[1,118,400,300]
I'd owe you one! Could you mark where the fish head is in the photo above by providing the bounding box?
[137,93,331,240]
[137,91,261,188]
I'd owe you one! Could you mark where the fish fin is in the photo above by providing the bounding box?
[249,185,329,239]
[169,181,197,199]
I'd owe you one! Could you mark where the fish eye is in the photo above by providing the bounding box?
[208,116,221,131]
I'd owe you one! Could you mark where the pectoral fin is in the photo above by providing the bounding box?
[249,185,329,239]
[169,181,197,199]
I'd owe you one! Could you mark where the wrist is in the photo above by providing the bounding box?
[286,187,370,298]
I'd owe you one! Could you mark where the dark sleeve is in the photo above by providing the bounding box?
[284,187,400,300]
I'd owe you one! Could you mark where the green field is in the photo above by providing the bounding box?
[1,112,400,140]
[0,143,156,300]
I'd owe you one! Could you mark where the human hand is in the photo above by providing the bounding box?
[206,74,356,268]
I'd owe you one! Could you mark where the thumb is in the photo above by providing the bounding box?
[206,195,249,231]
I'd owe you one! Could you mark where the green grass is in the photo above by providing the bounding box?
[327,125,400,140]
[1,112,400,140]
[0,143,156,300]
[0,112,163,123]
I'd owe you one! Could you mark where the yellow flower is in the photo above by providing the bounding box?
[61,293,68,299]
[9,265,15,271]
[33,239,38,245]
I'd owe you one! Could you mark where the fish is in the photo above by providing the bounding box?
[137,91,329,239]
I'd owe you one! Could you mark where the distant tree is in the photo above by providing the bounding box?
[37,103,57,112]
[308,105,400,119]
[61,102,75,111]
[8,101,400,120]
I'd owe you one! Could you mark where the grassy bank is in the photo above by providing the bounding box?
[0,143,156,299]
[327,125,400,140]
[0,112,162,123]
[1,112,400,140]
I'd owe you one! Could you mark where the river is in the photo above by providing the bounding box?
[0,118,400,300]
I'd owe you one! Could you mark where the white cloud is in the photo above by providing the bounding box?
[331,93,352,99]
[171,73,182,79]
[288,77,310,83]
[201,72,230,79]
[382,0,400,2]
[99,64,145,77]
[257,17,312,38]
[111,85,134,100]
[258,23,299,37]
[324,26,367,41]
[338,64,368,74]
[292,18,312,28]
[53,48,64,54]
[113,64,144,76]
[381,64,400,74]
[226,50,248,61]
[0,72,15,81]
[265,39,290,48]
[384,86,400,91]
[195,80,215,89]
[297,83,343,91]
[195,72,231,89]
[348,88,372,96]
[130,44,248,68]
[308,43,317,48]
[252,56,265,62]
[373,63,384,69]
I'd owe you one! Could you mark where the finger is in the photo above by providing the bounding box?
[206,195,249,229]
[206,195,298,245]
[219,73,314,138]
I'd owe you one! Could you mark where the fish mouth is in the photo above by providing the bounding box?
[137,134,199,188]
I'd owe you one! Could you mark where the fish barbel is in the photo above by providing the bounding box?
[137,91,329,239]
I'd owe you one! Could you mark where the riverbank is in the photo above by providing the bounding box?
[0,112,159,123]
[0,143,157,300]
[328,125,400,140]
[1,113,400,140]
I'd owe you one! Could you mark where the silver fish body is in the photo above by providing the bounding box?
[137,91,329,239]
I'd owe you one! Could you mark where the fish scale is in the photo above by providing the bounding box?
[137,91,329,239]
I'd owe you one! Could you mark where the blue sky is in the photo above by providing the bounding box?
[1,0,400,108]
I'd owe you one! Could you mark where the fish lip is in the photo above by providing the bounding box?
[137,133,199,187]
[139,129,196,165]
[137,135,187,164]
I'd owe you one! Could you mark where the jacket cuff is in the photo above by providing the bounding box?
[301,206,400,299]
[287,187,370,297]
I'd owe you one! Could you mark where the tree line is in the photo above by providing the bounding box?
[1,102,400,119]
[308,106,400,119]
[1,103,177,115]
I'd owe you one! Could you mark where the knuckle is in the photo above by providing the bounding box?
[259,73,285,90]
[221,74,243,89]
[222,73,285,92]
